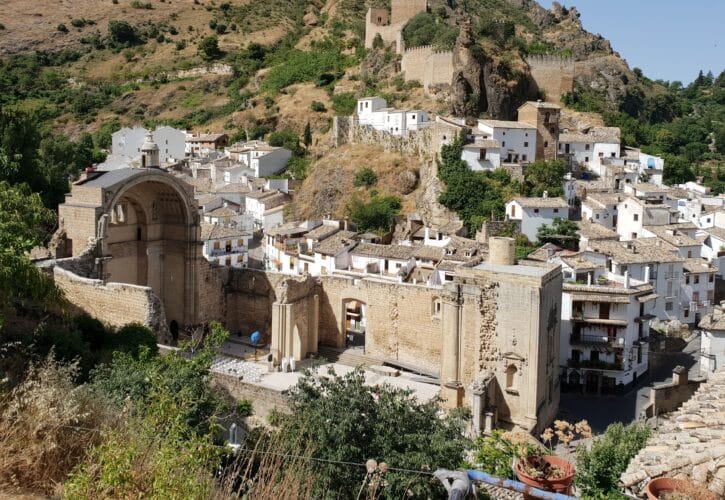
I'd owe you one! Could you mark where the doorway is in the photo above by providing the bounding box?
[343,300,366,348]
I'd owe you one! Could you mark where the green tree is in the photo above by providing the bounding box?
[331,92,357,115]
[108,20,139,46]
[524,159,568,197]
[0,181,59,328]
[536,218,579,249]
[353,167,377,187]
[303,122,312,148]
[275,366,470,498]
[575,422,651,499]
[268,130,302,156]
[347,192,401,233]
[198,35,222,61]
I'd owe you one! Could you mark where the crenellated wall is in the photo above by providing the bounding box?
[526,55,575,102]
[400,46,454,89]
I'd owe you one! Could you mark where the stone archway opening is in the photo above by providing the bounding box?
[102,179,196,330]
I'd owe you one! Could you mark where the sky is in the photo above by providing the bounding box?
[537,1,724,84]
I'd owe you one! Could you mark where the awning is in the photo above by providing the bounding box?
[570,293,630,304]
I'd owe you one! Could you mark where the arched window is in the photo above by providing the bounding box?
[506,364,518,391]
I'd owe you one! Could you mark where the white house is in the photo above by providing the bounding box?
[152,125,187,162]
[461,138,501,170]
[228,141,292,177]
[112,127,148,158]
[616,196,678,240]
[681,259,717,325]
[349,243,416,281]
[559,255,656,393]
[637,151,665,186]
[506,196,570,242]
[245,190,289,231]
[581,193,622,230]
[477,120,536,165]
[356,97,430,137]
[200,223,251,268]
[586,238,685,322]
[699,303,725,375]
[558,127,620,174]
[111,125,186,163]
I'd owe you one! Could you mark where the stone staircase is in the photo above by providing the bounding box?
[316,346,383,368]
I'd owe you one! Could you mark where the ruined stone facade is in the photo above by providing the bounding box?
[518,101,561,161]
[49,170,562,434]
[364,0,428,53]
[526,55,575,103]
[400,46,455,91]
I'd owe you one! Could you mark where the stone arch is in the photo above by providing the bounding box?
[98,172,200,329]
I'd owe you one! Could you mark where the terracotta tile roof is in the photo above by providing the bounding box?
[511,197,569,209]
[351,243,415,260]
[200,223,251,241]
[314,231,358,256]
[620,369,725,497]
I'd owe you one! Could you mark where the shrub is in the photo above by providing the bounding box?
[130,0,153,9]
[353,167,377,187]
[198,35,222,61]
[268,130,301,155]
[237,399,253,417]
[470,430,540,479]
[347,192,401,233]
[575,422,652,499]
[113,323,158,358]
[286,156,310,180]
[57,23,69,33]
[262,48,350,93]
[310,100,326,112]
[108,20,139,46]
[372,33,384,49]
[331,92,356,115]
[215,23,227,34]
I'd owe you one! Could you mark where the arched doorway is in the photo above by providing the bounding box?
[169,320,179,342]
[343,299,366,349]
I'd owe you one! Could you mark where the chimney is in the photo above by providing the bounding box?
[587,272,592,286]
[644,265,651,283]
[624,270,630,289]
[542,190,549,198]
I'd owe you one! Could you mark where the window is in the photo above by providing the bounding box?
[599,152,604,158]
[633,214,639,221]
[708,290,715,301]
[534,208,540,214]
[544,141,548,147]
[411,114,416,120]
[502,131,506,135]
[585,144,590,151]
[687,251,692,258]
[591,351,600,362]
[684,309,690,318]
[666,301,673,311]
[585,156,589,162]
[559,143,562,150]
[365,101,369,108]
[524,142,529,147]
[510,205,516,217]
[432,298,442,318]
[595,214,600,219]
[631,232,638,239]
[213,241,220,249]
[522,154,527,161]
[611,152,616,157]
[686,275,690,284]
[505,364,518,392]
[502,141,506,147]
[709,274,714,283]
[544,112,550,123]
[694,275,700,284]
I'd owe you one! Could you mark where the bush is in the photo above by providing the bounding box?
[331,92,356,115]
[198,35,222,61]
[268,130,301,155]
[57,23,69,33]
[237,399,253,417]
[113,323,158,358]
[130,0,153,9]
[262,48,350,93]
[286,156,310,180]
[108,20,139,46]
[347,192,401,233]
[353,167,377,187]
[310,100,326,112]
[575,422,652,499]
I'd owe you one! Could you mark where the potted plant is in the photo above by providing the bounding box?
[646,477,716,500]
[514,420,591,495]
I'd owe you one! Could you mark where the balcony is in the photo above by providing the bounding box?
[571,334,622,346]
[210,248,246,257]
[570,314,628,327]
[567,359,623,371]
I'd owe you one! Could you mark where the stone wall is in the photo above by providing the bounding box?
[526,55,575,103]
[401,46,454,90]
[642,367,706,418]
[53,266,169,339]
[212,372,290,421]
[391,0,427,25]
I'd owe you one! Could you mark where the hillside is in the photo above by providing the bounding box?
[0,0,722,218]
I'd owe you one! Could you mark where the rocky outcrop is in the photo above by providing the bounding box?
[449,22,535,119]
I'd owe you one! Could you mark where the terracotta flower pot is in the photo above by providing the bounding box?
[645,477,716,500]
[515,455,575,494]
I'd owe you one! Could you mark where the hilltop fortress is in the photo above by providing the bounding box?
[365,1,577,103]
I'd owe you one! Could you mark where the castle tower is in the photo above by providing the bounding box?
[517,100,561,161]
[390,0,428,25]
[140,133,160,168]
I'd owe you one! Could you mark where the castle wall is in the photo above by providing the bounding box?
[400,46,454,89]
[526,55,575,103]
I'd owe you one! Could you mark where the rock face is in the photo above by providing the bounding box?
[449,22,535,119]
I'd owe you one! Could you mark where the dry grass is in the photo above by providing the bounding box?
[292,143,423,220]
[0,357,114,496]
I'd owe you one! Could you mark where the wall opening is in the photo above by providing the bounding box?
[343,299,366,349]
